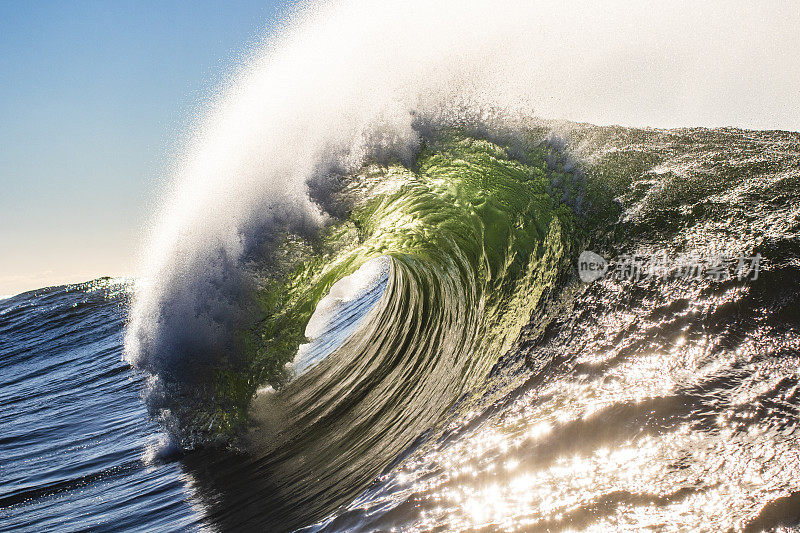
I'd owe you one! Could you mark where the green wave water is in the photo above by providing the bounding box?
[171,128,614,448]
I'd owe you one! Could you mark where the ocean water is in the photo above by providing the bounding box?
[2,124,800,532]
[5,1,800,530]
[0,279,200,531]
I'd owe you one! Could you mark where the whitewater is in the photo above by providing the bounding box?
[3,1,800,531]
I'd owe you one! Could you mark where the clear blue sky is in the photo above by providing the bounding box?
[0,0,287,296]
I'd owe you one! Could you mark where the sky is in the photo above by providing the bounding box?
[0,0,287,296]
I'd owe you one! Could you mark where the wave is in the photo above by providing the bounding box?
[120,1,800,530]
[129,125,603,448]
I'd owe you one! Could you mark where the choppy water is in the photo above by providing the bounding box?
[0,280,201,531]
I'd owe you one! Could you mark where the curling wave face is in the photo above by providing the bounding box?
[134,126,590,447]
[245,131,589,521]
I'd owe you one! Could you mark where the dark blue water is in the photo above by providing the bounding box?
[0,279,201,532]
